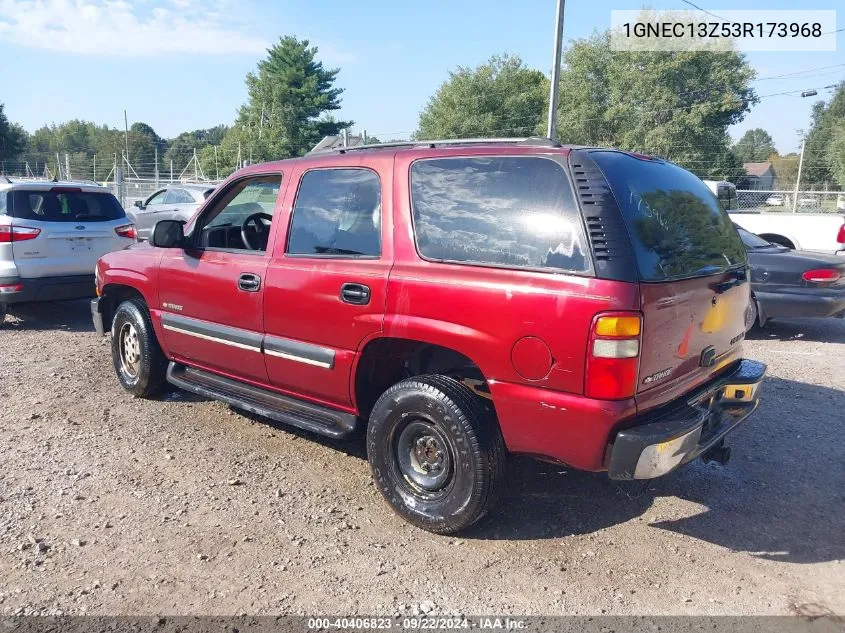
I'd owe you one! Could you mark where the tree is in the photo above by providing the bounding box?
[733,128,776,163]
[828,121,845,189]
[127,122,164,179]
[416,55,548,140]
[229,36,352,160]
[769,152,800,189]
[549,31,757,181]
[802,82,845,188]
[0,104,27,165]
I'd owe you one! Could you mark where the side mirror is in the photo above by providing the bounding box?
[150,220,185,249]
[133,200,145,209]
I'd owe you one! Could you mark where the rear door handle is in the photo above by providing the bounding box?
[238,273,261,292]
[340,282,370,305]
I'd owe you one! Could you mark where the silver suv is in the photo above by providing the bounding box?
[128,184,215,240]
[0,179,136,323]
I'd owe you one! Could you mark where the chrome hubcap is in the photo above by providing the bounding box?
[395,421,452,492]
[119,322,141,378]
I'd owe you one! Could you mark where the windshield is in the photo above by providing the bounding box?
[11,189,125,222]
[591,151,747,281]
[736,227,773,248]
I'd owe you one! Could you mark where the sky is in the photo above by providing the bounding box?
[0,0,843,155]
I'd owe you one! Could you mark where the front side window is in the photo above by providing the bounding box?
[194,174,281,252]
[146,191,167,206]
[287,169,381,257]
[411,156,590,273]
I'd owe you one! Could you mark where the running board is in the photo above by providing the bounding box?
[166,362,358,439]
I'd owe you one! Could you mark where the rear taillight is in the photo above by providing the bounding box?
[585,312,642,400]
[836,223,845,244]
[0,283,24,294]
[802,268,841,283]
[0,225,41,242]
[115,224,137,239]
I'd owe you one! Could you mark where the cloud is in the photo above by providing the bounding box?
[0,0,269,55]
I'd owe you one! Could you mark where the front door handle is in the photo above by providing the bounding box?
[238,273,261,292]
[340,282,370,305]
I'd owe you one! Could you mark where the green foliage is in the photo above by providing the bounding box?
[733,128,776,163]
[828,121,845,188]
[0,103,27,164]
[230,35,352,160]
[549,31,757,181]
[802,82,845,188]
[416,55,548,140]
[769,152,800,189]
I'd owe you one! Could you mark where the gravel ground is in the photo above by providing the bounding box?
[0,300,843,617]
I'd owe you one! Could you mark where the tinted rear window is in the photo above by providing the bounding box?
[11,190,125,223]
[591,152,746,281]
[411,156,590,273]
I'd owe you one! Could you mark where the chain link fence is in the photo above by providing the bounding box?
[103,175,223,210]
[736,190,845,213]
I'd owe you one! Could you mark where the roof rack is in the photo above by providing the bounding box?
[310,136,561,155]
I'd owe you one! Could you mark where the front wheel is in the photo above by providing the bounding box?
[110,299,167,397]
[367,375,505,534]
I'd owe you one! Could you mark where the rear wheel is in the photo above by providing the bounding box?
[111,299,167,397]
[367,374,505,534]
[0,303,6,324]
[745,297,759,333]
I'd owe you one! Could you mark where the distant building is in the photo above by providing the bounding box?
[739,161,776,190]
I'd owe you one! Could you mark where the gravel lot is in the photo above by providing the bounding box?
[1,300,843,617]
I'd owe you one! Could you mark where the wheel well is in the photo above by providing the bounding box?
[758,233,795,249]
[354,338,490,419]
[100,285,146,332]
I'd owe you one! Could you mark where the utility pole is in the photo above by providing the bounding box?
[93,155,97,182]
[124,110,130,167]
[154,146,160,188]
[792,137,806,213]
[170,160,173,183]
[546,0,566,140]
[363,130,368,145]
[56,153,62,180]
[65,153,71,180]
[193,148,198,182]
[214,146,219,181]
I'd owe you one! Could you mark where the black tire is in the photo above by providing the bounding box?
[0,303,6,324]
[110,299,167,397]
[367,374,505,534]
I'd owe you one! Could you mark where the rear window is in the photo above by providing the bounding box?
[591,152,747,281]
[410,156,590,273]
[11,189,125,223]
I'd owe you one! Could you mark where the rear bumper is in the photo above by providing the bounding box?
[607,359,766,480]
[0,274,95,305]
[756,288,845,319]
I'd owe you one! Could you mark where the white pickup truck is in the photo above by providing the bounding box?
[704,180,845,255]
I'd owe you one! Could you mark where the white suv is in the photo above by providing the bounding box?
[0,179,136,323]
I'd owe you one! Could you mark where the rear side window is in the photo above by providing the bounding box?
[287,169,381,257]
[591,152,747,281]
[11,190,125,223]
[0,192,7,216]
[411,156,590,273]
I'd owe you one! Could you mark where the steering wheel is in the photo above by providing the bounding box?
[241,212,273,250]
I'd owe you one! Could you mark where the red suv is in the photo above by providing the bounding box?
[92,138,765,534]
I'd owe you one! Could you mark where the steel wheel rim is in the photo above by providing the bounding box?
[118,322,141,378]
[394,420,453,493]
